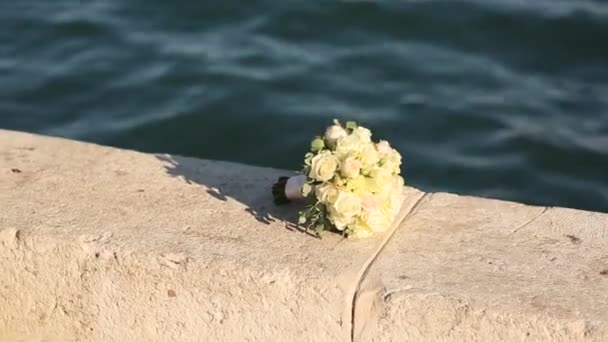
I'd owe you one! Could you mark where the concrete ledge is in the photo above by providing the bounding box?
[1,130,607,341]
[356,195,608,341]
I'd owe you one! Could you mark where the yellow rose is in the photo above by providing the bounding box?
[346,175,369,195]
[309,151,339,182]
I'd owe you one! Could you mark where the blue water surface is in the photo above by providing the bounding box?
[1,0,607,212]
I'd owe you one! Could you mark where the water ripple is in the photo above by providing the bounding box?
[1,0,607,212]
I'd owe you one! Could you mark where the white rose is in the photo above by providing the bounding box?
[350,227,372,239]
[361,194,381,212]
[393,175,404,189]
[336,133,363,157]
[392,151,403,173]
[390,190,405,217]
[309,151,339,182]
[340,157,362,178]
[331,214,353,231]
[380,175,402,197]
[315,182,339,204]
[376,140,392,155]
[362,208,391,233]
[368,167,393,193]
[389,176,405,215]
[383,149,402,173]
[330,191,362,219]
[359,144,380,169]
[352,127,372,142]
[324,125,348,144]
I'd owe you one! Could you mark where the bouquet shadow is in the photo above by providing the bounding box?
[156,154,316,237]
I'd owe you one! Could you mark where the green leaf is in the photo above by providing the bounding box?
[346,121,357,129]
[310,138,325,152]
[298,215,307,224]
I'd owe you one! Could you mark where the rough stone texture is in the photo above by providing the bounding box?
[1,129,607,342]
[0,129,422,342]
[355,193,608,341]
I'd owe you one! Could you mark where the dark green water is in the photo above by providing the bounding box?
[2,1,608,212]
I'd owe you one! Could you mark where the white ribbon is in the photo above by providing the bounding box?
[285,175,308,201]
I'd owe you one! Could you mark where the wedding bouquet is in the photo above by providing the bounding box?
[272,120,405,239]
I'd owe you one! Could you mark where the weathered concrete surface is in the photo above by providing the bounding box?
[355,194,608,341]
[1,129,607,342]
[0,129,422,342]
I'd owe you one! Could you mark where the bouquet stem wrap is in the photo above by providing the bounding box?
[285,175,307,201]
[272,175,307,204]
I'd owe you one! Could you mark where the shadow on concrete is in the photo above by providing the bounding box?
[156,154,317,237]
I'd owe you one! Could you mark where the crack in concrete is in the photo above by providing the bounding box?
[510,206,550,235]
[349,192,431,342]
[382,286,415,301]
